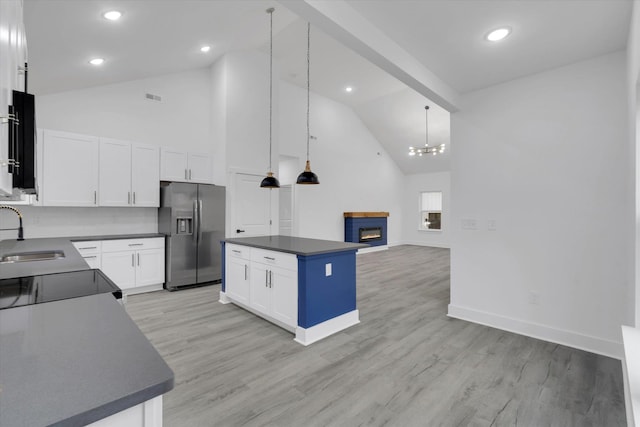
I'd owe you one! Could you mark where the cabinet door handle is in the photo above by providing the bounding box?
[269,270,272,288]
[189,169,192,180]
[133,192,136,205]
[94,190,97,205]
[232,249,241,254]
[128,192,131,205]
[137,253,140,266]
[84,256,97,259]
[264,256,275,261]
[78,246,97,250]
[185,169,188,180]
[128,243,144,247]
[244,264,247,280]
[265,270,268,287]
[131,253,135,267]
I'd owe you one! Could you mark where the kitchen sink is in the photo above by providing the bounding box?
[0,250,66,263]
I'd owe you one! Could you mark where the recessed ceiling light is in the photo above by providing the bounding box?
[486,27,511,42]
[345,86,353,93]
[89,58,104,66]
[102,10,122,21]
[200,45,211,53]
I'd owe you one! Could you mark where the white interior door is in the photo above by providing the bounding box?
[279,185,293,236]
[232,172,272,237]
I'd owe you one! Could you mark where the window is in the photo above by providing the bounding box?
[420,191,442,231]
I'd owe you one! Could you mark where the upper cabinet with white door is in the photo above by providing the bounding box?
[41,130,100,206]
[99,138,159,207]
[0,0,27,196]
[160,147,212,183]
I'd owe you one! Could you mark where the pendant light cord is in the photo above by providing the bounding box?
[306,22,310,162]
[268,8,274,172]
[425,105,429,148]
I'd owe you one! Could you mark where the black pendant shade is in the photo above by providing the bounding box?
[260,171,280,188]
[296,160,319,185]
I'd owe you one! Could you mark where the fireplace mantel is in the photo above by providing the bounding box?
[343,212,389,218]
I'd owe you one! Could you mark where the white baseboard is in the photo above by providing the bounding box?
[294,310,360,346]
[124,283,163,296]
[357,246,388,254]
[448,304,623,360]
[218,291,231,304]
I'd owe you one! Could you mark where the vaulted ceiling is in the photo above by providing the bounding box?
[23,0,632,175]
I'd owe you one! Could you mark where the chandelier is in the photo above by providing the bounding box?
[409,106,445,157]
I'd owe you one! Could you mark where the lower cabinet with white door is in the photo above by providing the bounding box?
[73,236,165,295]
[220,236,367,346]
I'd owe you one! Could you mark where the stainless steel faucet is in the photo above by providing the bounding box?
[0,205,25,241]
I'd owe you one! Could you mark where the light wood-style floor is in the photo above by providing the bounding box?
[126,245,626,426]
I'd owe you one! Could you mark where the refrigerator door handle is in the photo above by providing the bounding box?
[198,199,203,242]
[193,200,199,242]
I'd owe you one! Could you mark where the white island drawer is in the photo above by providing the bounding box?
[73,241,102,256]
[101,237,165,253]
[251,248,297,271]
[226,243,251,260]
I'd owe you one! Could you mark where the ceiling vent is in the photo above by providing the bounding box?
[145,93,162,102]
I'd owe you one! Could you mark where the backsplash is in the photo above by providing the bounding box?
[0,206,157,241]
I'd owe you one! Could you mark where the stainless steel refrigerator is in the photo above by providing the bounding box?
[158,182,225,291]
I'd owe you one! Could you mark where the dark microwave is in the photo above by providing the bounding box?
[8,89,36,193]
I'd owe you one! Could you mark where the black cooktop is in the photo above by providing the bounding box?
[0,269,122,310]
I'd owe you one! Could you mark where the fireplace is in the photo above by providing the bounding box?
[344,212,389,247]
[359,227,382,243]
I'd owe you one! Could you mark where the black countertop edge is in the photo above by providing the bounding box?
[54,380,175,427]
[223,235,368,256]
[70,233,166,242]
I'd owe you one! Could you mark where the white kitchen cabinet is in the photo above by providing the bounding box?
[73,241,102,270]
[99,138,132,206]
[101,251,137,290]
[41,130,100,206]
[99,138,159,207]
[0,0,26,196]
[249,262,297,328]
[225,244,251,305]
[131,143,160,207]
[224,245,298,330]
[160,147,211,183]
[93,237,165,294]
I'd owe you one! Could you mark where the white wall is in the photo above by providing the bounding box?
[36,68,211,152]
[278,81,405,244]
[402,171,450,248]
[449,51,631,358]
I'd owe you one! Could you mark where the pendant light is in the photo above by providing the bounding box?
[296,22,319,185]
[260,7,280,189]
[408,106,445,157]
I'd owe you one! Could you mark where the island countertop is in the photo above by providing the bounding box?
[224,235,368,256]
[0,292,174,427]
[0,237,90,279]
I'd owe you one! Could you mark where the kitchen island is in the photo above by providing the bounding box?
[0,238,174,427]
[220,235,367,345]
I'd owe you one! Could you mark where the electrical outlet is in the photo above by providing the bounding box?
[325,263,332,277]
[461,219,477,230]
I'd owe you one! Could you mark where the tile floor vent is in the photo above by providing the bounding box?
[145,93,162,102]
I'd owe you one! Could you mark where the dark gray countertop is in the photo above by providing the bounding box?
[224,235,368,256]
[0,293,174,427]
[70,233,165,242]
[0,238,90,279]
